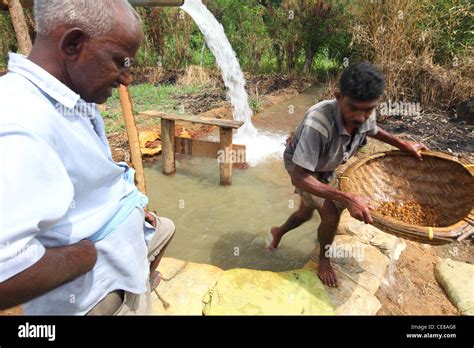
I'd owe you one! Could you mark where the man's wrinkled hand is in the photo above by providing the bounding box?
[401,141,429,160]
[144,210,157,228]
[344,193,374,225]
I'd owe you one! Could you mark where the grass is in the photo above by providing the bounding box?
[102,83,203,134]
[312,48,340,81]
[249,98,262,113]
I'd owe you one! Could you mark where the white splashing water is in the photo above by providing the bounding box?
[181,0,285,166]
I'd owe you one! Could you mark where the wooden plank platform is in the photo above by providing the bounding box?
[139,110,244,129]
[139,110,246,185]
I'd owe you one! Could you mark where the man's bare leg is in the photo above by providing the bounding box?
[149,236,174,290]
[268,199,314,250]
[316,200,341,287]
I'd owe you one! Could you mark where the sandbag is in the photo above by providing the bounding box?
[435,259,474,316]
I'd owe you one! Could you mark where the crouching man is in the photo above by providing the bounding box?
[269,62,428,287]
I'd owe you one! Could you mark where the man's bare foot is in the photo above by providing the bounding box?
[267,227,283,251]
[318,258,338,288]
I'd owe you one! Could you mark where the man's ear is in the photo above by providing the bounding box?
[334,90,341,100]
[58,28,88,61]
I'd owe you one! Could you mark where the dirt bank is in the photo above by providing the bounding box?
[376,241,460,315]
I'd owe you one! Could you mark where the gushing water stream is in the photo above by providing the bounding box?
[181,0,285,166]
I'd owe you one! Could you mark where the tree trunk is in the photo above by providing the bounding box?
[303,49,315,73]
[8,0,32,55]
[273,44,283,72]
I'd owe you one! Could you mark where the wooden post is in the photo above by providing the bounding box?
[8,0,32,55]
[219,127,233,185]
[118,85,147,196]
[139,110,245,185]
[161,118,176,175]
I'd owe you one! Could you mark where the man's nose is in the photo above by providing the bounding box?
[355,111,371,121]
[353,112,366,121]
[119,71,133,87]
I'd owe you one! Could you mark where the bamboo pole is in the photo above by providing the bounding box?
[8,0,32,55]
[118,85,148,196]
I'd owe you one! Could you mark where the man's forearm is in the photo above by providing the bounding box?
[370,127,407,149]
[0,240,97,310]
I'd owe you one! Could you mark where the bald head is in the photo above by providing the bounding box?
[29,0,143,104]
[34,0,142,38]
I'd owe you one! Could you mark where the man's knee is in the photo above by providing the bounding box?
[147,217,175,262]
[158,217,176,239]
[296,207,314,221]
[297,199,315,221]
[318,202,341,226]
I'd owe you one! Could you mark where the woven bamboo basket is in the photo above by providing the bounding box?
[339,151,474,245]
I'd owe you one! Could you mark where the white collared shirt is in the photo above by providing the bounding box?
[0,53,152,315]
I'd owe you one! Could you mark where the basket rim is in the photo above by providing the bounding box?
[339,150,474,239]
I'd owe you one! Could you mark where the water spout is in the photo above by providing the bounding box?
[181,0,257,136]
[181,0,285,166]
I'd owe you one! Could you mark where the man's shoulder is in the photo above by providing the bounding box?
[0,72,48,108]
[0,73,63,142]
[306,99,337,118]
[0,70,29,88]
[301,99,337,140]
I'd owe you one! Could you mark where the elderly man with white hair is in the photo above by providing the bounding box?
[0,0,175,315]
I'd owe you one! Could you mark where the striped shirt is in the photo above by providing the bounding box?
[284,99,378,183]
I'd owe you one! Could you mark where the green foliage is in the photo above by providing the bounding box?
[249,97,262,113]
[225,0,352,75]
[422,0,473,64]
[133,0,351,76]
[0,0,470,77]
[312,48,340,81]
[0,12,15,68]
[207,0,273,72]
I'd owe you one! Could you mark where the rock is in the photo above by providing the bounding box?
[306,260,382,315]
[337,211,407,260]
[152,237,391,316]
[310,235,390,294]
[203,268,334,315]
[305,235,390,315]
[157,257,187,280]
[151,257,224,315]
[435,259,474,315]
